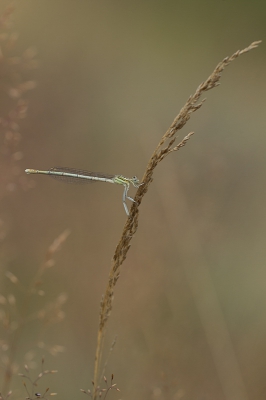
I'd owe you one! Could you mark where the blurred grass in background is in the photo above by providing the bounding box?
[0,1,265,399]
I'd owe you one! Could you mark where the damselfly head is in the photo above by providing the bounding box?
[130,176,141,187]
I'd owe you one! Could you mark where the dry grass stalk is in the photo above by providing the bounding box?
[0,3,38,243]
[19,358,57,400]
[81,374,120,400]
[1,230,69,395]
[0,5,63,397]
[92,40,261,397]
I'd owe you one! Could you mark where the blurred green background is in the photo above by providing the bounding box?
[0,1,266,399]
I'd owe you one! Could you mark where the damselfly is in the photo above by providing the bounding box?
[25,167,141,215]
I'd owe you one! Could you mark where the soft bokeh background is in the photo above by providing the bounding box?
[0,1,266,399]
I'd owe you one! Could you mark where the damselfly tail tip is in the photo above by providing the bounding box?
[25,168,35,174]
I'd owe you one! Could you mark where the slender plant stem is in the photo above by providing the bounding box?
[92,40,261,398]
